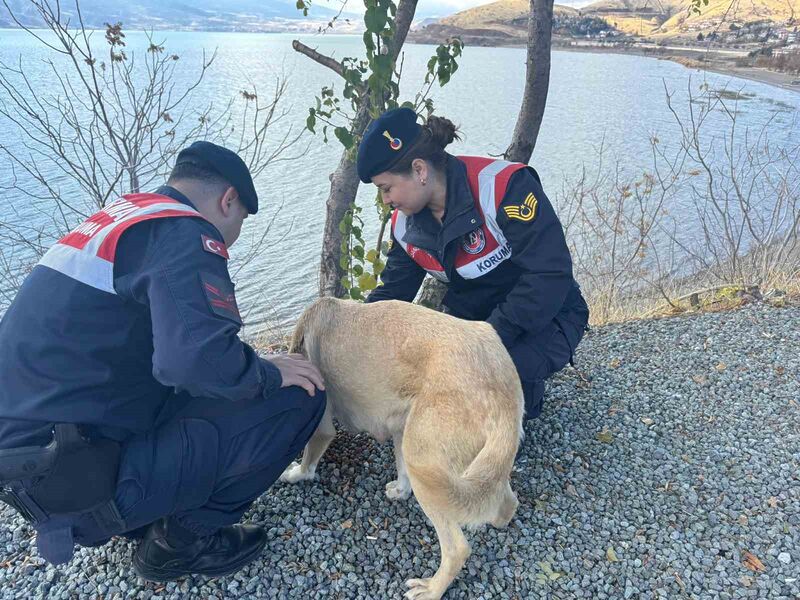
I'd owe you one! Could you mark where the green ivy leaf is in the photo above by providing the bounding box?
[364,7,387,33]
[306,109,316,133]
[358,273,377,291]
[334,126,354,149]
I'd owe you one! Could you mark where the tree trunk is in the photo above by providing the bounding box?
[317,0,419,298]
[318,106,371,298]
[504,0,554,164]
[416,276,448,311]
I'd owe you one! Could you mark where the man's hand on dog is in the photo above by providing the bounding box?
[267,353,325,396]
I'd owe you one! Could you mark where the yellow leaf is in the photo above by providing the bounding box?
[738,514,749,526]
[596,429,613,444]
[538,561,563,581]
[767,497,779,508]
[640,417,654,426]
[742,551,766,573]
[609,358,621,369]
[739,575,754,587]
[692,374,707,385]
[340,520,353,529]
[715,361,727,372]
[606,547,619,562]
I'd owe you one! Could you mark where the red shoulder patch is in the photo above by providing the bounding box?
[201,235,229,259]
[200,272,242,325]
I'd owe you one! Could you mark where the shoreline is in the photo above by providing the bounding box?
[408,33,800,94]
[553,43,800,93]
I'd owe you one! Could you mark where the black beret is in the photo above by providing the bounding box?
[357,108,422,183]
[175,141,259,214]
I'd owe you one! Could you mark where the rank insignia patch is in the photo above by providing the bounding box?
[503,193,538,223]
[200,272,242,324]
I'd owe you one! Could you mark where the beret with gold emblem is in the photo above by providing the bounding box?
[357,107,422,183]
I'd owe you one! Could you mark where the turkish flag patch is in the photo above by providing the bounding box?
[200,272,242,324]
[201,234,229,259]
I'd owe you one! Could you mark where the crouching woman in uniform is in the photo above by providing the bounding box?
[360,108,589,419]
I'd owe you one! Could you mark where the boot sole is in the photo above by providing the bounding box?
[131,536,267,582]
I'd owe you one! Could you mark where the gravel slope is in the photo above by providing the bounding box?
[1,302,798,599]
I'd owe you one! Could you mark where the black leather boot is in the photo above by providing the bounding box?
[132,517,267,581]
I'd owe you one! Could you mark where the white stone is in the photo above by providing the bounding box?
[778,552,792,564]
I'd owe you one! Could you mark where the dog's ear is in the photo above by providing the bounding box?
[288,330,304,354]
[288,315,305,354]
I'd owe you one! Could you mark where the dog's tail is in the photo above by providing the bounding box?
[409,389,523,524]
[457,412,521,498]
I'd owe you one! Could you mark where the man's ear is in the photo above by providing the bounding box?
[220,186,238,217]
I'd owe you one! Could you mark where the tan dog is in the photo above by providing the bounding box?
[279,298,523,600]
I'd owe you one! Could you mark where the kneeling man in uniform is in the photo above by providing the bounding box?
[0,142,326,581]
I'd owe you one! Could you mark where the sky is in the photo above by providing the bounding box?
[315,0,596,19]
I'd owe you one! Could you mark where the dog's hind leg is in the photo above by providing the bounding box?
[490,480,518,528]
[405,511,470,600]
[386,432,412,500]
[280,406,335,483]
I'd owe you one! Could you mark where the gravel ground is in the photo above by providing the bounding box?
[1,302,798,599]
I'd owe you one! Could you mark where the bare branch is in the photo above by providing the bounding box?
[292,40,346,78]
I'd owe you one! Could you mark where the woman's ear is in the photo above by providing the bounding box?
[412,158,428,182]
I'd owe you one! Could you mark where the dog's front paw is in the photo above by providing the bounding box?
[405,577,445,600]
[386,479,412,500]
[280,462,316,484]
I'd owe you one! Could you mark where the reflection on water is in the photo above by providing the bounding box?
[0,30,798,336]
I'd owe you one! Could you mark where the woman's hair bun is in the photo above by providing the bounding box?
[425,115,460,149]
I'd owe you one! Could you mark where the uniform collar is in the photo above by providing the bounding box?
[400,155,484,253]
[154,185,199,211]
[153,185,226,242]
[442,154,484,240]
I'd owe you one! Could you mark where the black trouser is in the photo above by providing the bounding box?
[92,387,327,542]
[506,311,588,419]
[7,387,326,563]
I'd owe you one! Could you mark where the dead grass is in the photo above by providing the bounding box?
[585,275,800,327]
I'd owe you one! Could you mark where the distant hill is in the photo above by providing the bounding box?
[442,0,579,34]
[0,0,358,32]
[409,0,587,46]
[580,0,796,38]
[409,0,797,45]
[652,0,798,38]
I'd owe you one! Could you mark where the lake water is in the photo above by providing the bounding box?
[1,29,798,336]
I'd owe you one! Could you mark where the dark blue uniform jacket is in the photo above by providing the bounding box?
[366,155,588,349]
[0,187,282,449]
